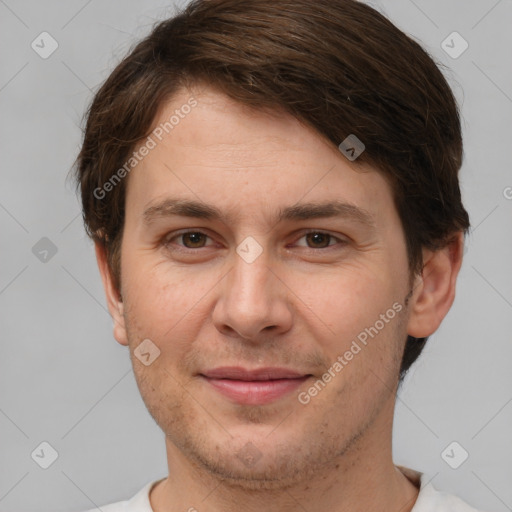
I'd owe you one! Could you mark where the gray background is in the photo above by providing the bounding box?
[0,0,511,511]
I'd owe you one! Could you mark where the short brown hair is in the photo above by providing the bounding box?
[73,0,470,383]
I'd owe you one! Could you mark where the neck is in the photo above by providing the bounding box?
[150,407,420,512]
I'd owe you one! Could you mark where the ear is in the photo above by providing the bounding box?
[95,241,128,346]
[406,232,464,338]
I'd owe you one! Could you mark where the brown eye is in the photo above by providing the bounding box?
[181,232,208,248]
[292,230,348,252]
[162,230,216,254]
[304,232,332,248]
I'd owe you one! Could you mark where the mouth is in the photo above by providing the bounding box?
[199,367,313,405]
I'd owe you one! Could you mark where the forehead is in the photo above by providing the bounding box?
[124,85,395,226]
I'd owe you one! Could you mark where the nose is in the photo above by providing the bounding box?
[212,248,293,342]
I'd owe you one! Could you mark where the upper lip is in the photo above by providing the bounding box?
[200,367,309,381]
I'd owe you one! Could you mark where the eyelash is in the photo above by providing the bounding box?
[162,229,348,253]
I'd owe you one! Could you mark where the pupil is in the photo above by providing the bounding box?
[308,233,329,248]
[185,233,204,247]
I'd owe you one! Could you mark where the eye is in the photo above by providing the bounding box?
[163,230,214,250]
[162,229,347,254]
[293,230,346,250]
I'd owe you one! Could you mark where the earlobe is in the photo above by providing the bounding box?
[94,242,129,346]
[406,233,464,338]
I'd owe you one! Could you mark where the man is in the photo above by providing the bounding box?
[74,0,480,510]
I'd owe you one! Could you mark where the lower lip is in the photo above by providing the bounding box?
[201,375,311,405]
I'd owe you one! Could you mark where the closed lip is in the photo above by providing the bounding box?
[200,366,309,380]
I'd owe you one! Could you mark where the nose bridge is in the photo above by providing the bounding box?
[229,247,274,316]
[213,242,292,339]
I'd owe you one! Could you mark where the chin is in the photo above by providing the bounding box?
[179,432,341,492]
[193,452,317,491]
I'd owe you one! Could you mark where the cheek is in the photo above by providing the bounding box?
[121,252,221,347]
[294,262,399,350]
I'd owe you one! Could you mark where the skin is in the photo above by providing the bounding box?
[95,83,464,512]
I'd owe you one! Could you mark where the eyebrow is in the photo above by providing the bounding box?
[142,198,376,228]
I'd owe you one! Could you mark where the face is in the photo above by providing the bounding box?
[106,84,417,488]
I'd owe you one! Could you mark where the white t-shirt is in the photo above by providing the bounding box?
[82,466,483,512]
